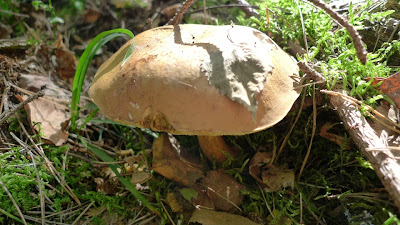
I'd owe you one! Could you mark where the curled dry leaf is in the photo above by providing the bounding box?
[249,151,294,192]
[152,133,204,187]
[20,74,69,146]
[320,122,350,150]
[53,35,77,82]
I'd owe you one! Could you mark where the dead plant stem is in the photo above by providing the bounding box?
[298,84,317,180]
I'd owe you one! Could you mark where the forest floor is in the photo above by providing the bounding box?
[1,0,400,224]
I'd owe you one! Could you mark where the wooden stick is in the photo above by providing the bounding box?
[329,90,400,209]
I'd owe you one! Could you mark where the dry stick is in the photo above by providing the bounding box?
[0,179,28,225]
[232,0,259,17]
[257,183,274,219]
[71,201,95,225]
[0,91,44,126]
[328,90,400,209]
[306,0,368,64]
[160,200,176,225]
[0,76,11,115]
[167,0,196,25]
[298,85,317,180]
[297,61,326,85]
[322,90,400,133]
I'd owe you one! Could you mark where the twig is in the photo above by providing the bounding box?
[71,201,95,225]
[0,76,11,115]
[328,89,400,209]
[0,179,28,225]
[160,200,176,225]
[167,0,196,25]
[298,84,317,180]
[321,90,400,133]
[306,0,368,64]
[232,0,259,17]
[297,61,326,85]
[0,91,44,126]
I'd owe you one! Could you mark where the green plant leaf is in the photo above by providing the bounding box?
[71,28,135,131]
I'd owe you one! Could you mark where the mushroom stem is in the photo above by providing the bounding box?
[197,135,239,163]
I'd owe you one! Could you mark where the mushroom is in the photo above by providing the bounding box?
[89,24,301,163]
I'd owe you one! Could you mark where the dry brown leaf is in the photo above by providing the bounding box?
[130,171,151,184]
[188,209,261,225]
[152,133,204,187]
[370,71,400,108]
[249,151,294,192]
[199,169,245,212]
[20,74,69,146]
[53,35,77,82]
[190,185,215,210]
[82,9,101,23]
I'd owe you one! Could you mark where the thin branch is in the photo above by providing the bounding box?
[167,0,196,25]
[232,0,259,18]
[297,61,326,85]
[0,91,44,126]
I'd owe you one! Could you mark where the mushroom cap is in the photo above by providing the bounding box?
[89,24,301,135]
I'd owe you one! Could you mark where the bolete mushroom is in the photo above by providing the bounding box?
[89,24,301,163]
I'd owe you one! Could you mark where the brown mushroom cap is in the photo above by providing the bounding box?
[89,24,301,135]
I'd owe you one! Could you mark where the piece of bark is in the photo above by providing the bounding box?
[329,90,400,209]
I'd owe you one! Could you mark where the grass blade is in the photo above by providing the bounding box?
[71,29,134,131]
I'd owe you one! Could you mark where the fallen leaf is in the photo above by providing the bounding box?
[130,171,151,184]
[188,209,261,225]
[20,74,69,146]
[190,185,215,210]
[83,8,101,23]
[249,150,294,192]
[370,71,400,108]
[261,164,294,192]
[53,34,77,82]
[199,169,245,212]
[152,133,204,187]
